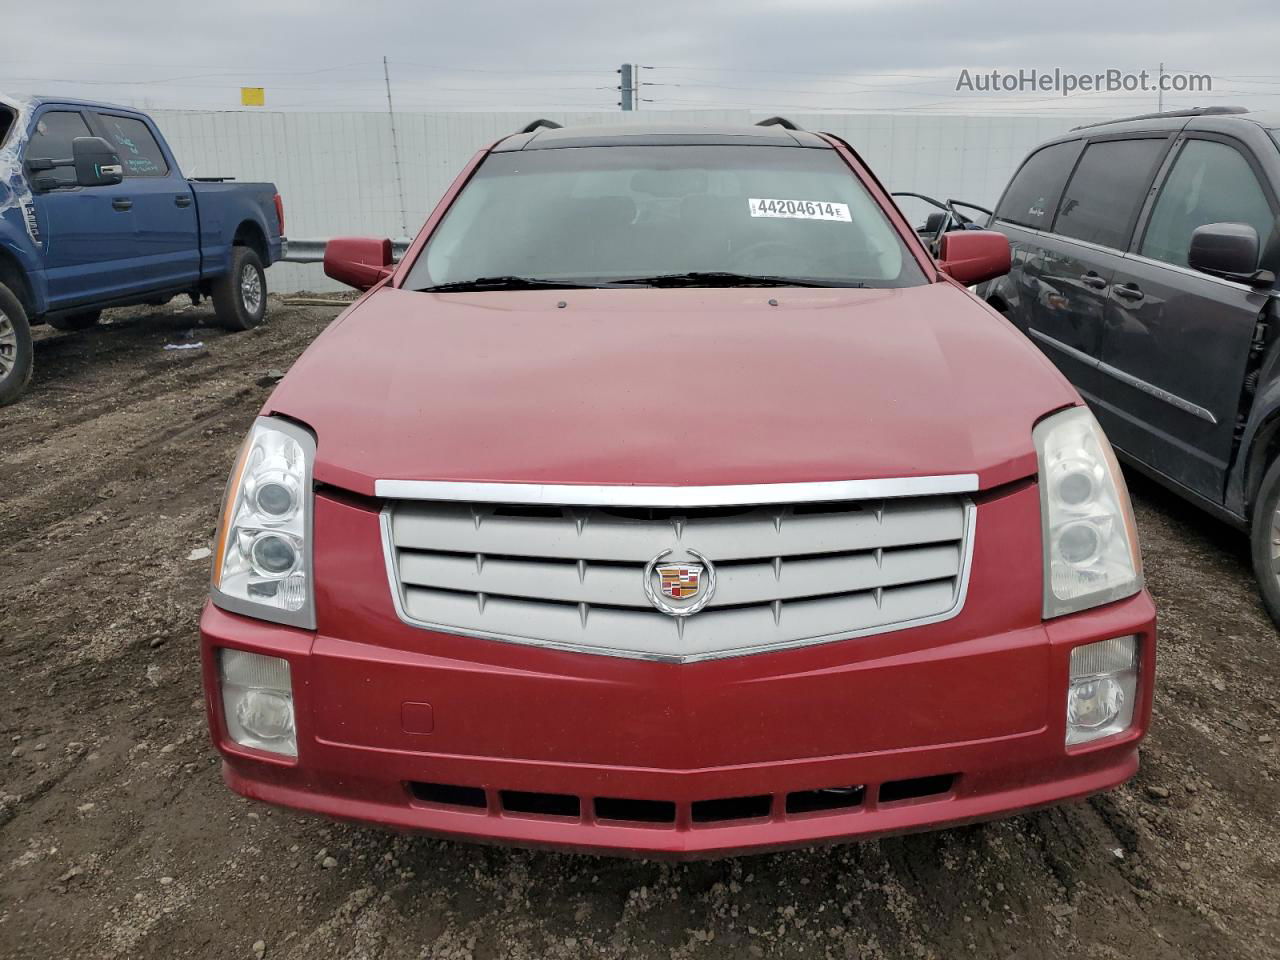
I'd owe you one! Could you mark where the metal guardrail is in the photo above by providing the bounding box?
[282,238,413,264]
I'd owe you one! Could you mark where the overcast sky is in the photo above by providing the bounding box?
[5,0,1280,118]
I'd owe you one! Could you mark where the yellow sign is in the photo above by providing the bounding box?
[240,87,265,107]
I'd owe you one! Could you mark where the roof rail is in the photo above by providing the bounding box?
[1070,105,1249,132]
[757,116,801,131]
[518,118,563,134]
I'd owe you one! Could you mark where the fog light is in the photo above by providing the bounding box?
[219,648,296,756]
[1067,636,1138,746]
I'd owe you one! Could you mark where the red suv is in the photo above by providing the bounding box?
[200,119,1156,857]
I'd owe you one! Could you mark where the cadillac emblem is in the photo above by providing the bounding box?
[643,549,716,617]
[659,563,702,600]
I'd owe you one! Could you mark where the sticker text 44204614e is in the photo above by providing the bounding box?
[748,198,852,222]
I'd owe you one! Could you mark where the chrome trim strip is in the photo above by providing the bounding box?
[378,500,977,664]
[1118,251,1269,295]
[995,220,1275,297]
[993,220,1126,258]
[374,475,980,506]
[1027,328,1218,425]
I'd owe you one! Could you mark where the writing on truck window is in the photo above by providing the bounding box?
[100,115,168,177]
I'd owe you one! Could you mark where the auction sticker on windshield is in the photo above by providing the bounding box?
[748,198,852,222]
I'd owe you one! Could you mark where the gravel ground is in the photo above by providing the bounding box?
[1,297,1277,959]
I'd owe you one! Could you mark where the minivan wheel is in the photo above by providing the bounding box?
[212,246,268,331]
[0,282,34,406]
[1249,455,1280,627]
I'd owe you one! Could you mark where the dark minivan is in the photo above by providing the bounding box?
[980,107,1280,624]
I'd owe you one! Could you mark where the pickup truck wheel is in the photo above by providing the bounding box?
[0,283,34,406]
[47,310,102,332]
[213,246,267,331]
[1249,455,1280,627]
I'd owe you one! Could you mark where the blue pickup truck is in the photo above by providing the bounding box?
[0,94,285,404]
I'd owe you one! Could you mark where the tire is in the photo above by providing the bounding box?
[0,282,34,406]
[212,246,267,331]
[1249,454,1280,627]
[46,309,101,332]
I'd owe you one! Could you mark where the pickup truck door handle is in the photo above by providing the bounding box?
[1113,283,1145,302]
[1080,272,1108,290]
[175,195,192,208]
[111,198,133,212]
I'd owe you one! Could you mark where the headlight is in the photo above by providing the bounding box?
[211,417,315,628]
[219,648,297,756]
[1066,636,1139,746]
[1034,407,1142,618]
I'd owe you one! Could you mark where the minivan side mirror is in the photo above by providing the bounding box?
[323,237,394,291]
[1187,222,1272,285]
[937,230,1011,286]
[72,137,124,187]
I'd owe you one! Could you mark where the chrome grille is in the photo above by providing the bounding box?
[382,492,974,663]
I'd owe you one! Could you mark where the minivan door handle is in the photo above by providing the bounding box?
[1080,272,1107,290]
[111,198,133,212]
[1113,283,1145,302]
[175,194,192,208]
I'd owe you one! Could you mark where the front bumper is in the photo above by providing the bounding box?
[200,484,1157,858]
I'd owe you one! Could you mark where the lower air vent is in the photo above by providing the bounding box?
[594,797,678,824]
[786,785,866,815]
[878,773,956,804]
[408,781,486,809]
[691,794,772,823]
[499,789,581,818]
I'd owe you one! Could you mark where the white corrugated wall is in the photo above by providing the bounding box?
[148,108,1105,293]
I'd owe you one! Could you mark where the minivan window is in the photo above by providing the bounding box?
[408,145,926,289]
[1141,139,1275,269]
[25,110,92,187]
[96,113,169,177]
[994,141,1080,230]
[1054,138,1167,250]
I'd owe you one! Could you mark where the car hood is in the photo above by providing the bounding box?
[267,283,1076,496]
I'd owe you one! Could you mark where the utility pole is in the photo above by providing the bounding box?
[1157,62,1164,112]
[618,63,634,111]
[383,55,409,238]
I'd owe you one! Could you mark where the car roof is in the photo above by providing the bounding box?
[1032,106,1280,147]
[3,93,140,114]
[494,122,833,152]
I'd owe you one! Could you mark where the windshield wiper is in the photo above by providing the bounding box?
[418,275,619,292]
[609,271,864,289]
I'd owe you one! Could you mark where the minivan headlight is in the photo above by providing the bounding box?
[1034,407,1142,618]
[211,417,315,629]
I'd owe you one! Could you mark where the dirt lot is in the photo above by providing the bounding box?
[1,298,1278,960]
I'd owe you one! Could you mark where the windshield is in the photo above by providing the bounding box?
[407,144,926,289]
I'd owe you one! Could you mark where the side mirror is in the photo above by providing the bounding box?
[1188,222,1268,284]
[937,229,1011,286]
[72,137,124,187]
[323,237,394,291]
